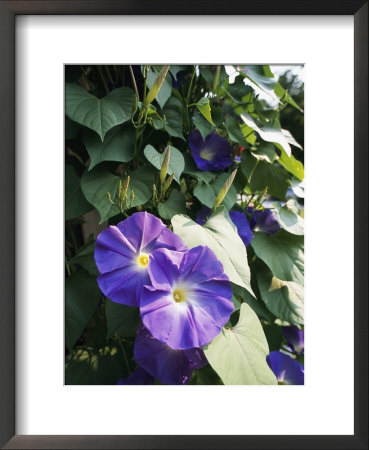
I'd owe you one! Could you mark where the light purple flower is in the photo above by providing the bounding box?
[188,130,233,171]
[140,246,234,350]
[117,366,154,385]
[94,212,187,306]
[134,325,207,385]
[282,326,304,355]
[267,351,304,385]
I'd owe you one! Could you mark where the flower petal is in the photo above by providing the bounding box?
[229,210,254,247]
[134,325,198,384]
[282,326,304,355]
[189,130,232,171]
[97,264,148,306]
[267,351,304,385]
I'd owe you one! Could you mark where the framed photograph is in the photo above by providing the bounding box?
[0,1,367,449]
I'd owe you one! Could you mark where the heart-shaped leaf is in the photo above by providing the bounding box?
[65,83,135,141]
[203,303,277,385]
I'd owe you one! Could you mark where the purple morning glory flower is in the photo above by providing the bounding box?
[249,208,280,235]
[94,212,187,306]
[196,206,253,247]
[134,325,207,385]
[140,246,234,350]
[267,351,304,385]
[188,130,233,171]
[117,366,154,385]
[228,210,254,247]
[282,326,304,355]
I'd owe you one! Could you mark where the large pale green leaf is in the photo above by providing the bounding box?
[162,96,184,140]
[65,83,135,141]
[273,201,304,235]
[239,65,276,93]
[144,145,184,184]
[158,190,187,220]
[203,303,277,385]
[257,266,304,325]
[249,161,290,200]
[65,271,100,352]
[105,300,140,338]
[83,125,135,170]
[196,97,215,125]
[251,231,304,285]
[241,113,292,157]
[172,207,254,295]
[193,172,237,210]
[65,165,94,220]
[81,166,154,223]
[274,82,304,112]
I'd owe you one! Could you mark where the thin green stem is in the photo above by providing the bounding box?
[129,65,140,101]
[185,66,197,130]
[105,65,115,86]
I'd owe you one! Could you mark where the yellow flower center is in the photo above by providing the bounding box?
[200,148,213,161]
[137,253,149,267]
[173,288,186,303]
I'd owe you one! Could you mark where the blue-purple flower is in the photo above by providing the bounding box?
[134,325,207,385]
[196,206,253,247]
[228,210,254,246]
[282,325,304,355]
[140,246,234,350]
[267,351,304,385]
[188,130,233,171]
[94,212,187,306]
[117,366,154,385]
[249,208,280,235]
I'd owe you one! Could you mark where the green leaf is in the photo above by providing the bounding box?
[172,207,254,295]
[238,65,276,93]
[162,96,184,140]
[278,149,304,181]
[146,65,171,109]
[194,172,237,210]
[249,161,290,200]
[69,236,99,277]
[252,142,277,163]
[203,303,277,385]
[274,82,303,112]
[225,116,247,146]
[65,345,126,385]
[192,109,215,140]
[274,201,304,236]
[158,190,187,220]
[144,145,185,184]
[83,125,135,170]
[251,230,304,285]
[65,83,135,141]
[257,266,304,325]
[81,166,154,223]
[231,283,275,323]
[196,97,215,125]
[105,299,141,338]
[241,113,292,157]
[65,165,93,220]
[65,271,100,352]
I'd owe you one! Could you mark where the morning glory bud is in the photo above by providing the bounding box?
[160,147,170,186]
[212,168,237,212]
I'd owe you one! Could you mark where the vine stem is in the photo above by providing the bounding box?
[185,66,197,130]
[129,65,140,101]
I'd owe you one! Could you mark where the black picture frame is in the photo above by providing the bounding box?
[0,1,367,449]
